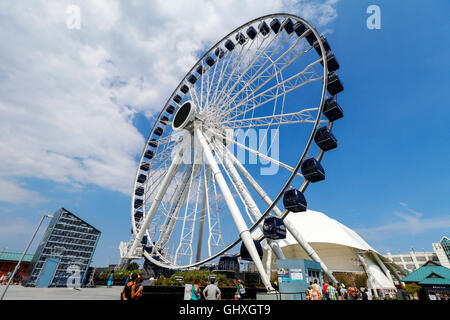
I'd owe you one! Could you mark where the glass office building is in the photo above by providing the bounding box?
[25,208,101,287]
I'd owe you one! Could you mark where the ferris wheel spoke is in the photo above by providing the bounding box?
[212,26,298,114]
[207,31,267,111]
[129,146,185,256]
[154,164,194,250]
[215,33,306,115]
[211,128,304,179]
[174,162,203,264]
[203,37,251,112]
[216,108,321,129]
[213,139,286,259]
[218,58,323,123]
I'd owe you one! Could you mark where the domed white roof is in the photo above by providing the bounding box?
[277,209,376,252]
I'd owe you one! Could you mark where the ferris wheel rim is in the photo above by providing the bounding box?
[130,13,331,269]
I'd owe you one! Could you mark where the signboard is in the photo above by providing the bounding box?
[290,268,303,281]
[278,268,290,283]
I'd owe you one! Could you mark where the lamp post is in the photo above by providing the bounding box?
[0,214,53,300]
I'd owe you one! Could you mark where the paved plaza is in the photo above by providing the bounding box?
[0,285,123,300]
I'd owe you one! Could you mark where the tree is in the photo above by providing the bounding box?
[127,262,140,271]
[403,283,421,298]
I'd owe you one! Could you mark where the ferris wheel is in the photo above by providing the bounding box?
[119,13,344,292]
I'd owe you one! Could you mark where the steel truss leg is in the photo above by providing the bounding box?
[223,146,338,284]
[196,125,274,292]
[214,141,286,260]
[196,166,211,262]
[128,147,184,258]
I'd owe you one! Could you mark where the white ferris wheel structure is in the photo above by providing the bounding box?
[118,13,345,292]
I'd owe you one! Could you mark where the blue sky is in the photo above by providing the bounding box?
[0,1,449,267]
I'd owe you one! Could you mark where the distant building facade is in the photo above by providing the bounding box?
[385,236,450,273]
[24,208,100,287]
[0,252,34,281]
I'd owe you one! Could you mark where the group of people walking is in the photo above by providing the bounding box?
[305,279,372,300]
[190,278,246,300]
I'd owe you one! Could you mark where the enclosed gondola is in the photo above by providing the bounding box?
[135,187,144,196]
[173,94,182,104]
[263,217,287,240]
[144,150,154,159]
[258,21,270,36]
[137,174,147,183]
[314,126,337,151]
[240,240,263,261]
[283,188,307,212]
[323,96,344,121]
[134,211,143,221]
[283,18,294,34]
[320,51,340,72]
[180,84,189,94]
[224,39,235,51]
[327,72,344,96]
[188,74,197,85]
[214,47,225,59]
[140,162,150,171]
[270,18,281,33]
[294,21,307,37]
[154,127,164,136]
[246,26,257,39]
[235,32,246,45]
[301,158,325,182]
[166,105,175,114]
[134,198,143,209]
[205,56,215,67]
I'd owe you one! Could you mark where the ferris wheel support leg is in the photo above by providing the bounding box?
[196,126,275,292]
[215,141,286,260]
[128,148,184,258]
[195,165,211,263]
[223,147,339,284]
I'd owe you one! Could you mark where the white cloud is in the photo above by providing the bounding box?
[356,203,450,240]
[0,1,339,197]
[0,178,47,204]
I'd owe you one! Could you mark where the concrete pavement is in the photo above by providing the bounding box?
[0,285,123,300]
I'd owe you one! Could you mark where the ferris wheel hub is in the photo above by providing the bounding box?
[172,100,198,132]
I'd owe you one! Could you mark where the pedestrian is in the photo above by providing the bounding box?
[191,279,202,300]
[121,273,143,301]
[236,280,246,300]
[107,271,114,288]
[347,287,357,300]
[311,286,322,300]
[312,279,322,296]
[93,272,99,287]
[305,287,312,300]
[203,278,221,300]
[323,282,329,300]
[326,282,338,300]
[0,274,5,285]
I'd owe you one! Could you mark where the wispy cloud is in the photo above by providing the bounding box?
[0,178,48,205]
[356,203,450,240]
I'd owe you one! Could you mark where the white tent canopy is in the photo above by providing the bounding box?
[254,210,397,290]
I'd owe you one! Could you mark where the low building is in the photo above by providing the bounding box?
[0,252,34,282]
[401,260,450,300]
[385,236,450,273]
[24,208,101,287]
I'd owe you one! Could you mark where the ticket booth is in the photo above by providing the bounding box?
[276,259,322,300]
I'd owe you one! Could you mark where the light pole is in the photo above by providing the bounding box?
[0,214,53,300]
